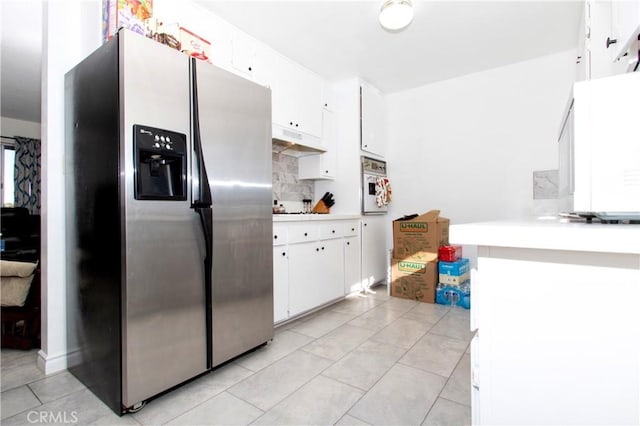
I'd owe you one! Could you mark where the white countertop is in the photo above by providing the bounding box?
[272,214,362,222]
[450,217,640,254]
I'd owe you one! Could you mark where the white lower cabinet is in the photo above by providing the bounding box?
[344,236,362,294]
[289,238,343,317]
[273,219,360,324]
[272,246,289,323]
[473,246,640,425]
[288,242,321,316]
[361,216,388,288]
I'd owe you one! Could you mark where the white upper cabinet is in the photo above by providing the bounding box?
[294,68,324,138]
[590,1,629,78]
[231,31,257,80]
[579,1,635,81]
[298,108,338,180]
[360,82,387,157]
[575,2,589,81]
[259,49,323,138]
[610,0,640,63]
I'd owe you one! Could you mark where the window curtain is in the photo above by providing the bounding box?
[13,136,41,214]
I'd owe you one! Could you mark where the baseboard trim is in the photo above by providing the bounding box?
[37,349,68,374]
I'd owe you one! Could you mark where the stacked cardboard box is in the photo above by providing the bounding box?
[436,246,471,309]
[390,210,449,303]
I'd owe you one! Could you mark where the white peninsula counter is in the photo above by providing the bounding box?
[450,218,640,426]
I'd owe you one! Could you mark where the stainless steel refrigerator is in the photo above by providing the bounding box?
[65,30,273,415]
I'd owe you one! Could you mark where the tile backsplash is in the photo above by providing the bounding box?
[272,152,314,205]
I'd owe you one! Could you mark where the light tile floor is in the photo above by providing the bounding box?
[1,286,472,425]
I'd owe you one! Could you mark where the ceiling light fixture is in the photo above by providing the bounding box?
[379,0,414,31]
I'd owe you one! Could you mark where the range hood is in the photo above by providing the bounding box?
[272,123,325,157]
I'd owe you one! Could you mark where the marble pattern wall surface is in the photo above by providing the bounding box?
[272,152,314,202]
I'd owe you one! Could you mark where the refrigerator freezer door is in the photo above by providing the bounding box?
[193,60,274,366]
[119,32,208,407]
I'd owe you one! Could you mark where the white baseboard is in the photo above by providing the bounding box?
[37,349,68,375]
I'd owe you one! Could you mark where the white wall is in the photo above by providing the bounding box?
[39,0,101,374]
[386,49,576,231]
[0,117,41,139]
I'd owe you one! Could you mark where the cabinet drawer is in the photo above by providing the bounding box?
[273,224,288,246]
[319,222,343,240]
[288,223,319,244]
[343,221,360,237]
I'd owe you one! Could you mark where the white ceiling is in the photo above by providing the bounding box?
[0,0,582,124]
[196,0,583,94]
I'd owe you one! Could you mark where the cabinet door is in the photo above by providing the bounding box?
[321,238,345,302]
[361,216,388,289]
[476,248,640,425]
[289,239,344,316]
[288,242,321,316]
[575,1,589,81]
[344,235,362,294]
[231,31,257,81]
[589,1,629,79]
[261,51,296,129]
[260,52,322,138]
[298,109,337,180]
[610,0,640,61]
[321,108,338,177]
[361,84,386,157]
[273,246,289,323]
[295,68,323,137]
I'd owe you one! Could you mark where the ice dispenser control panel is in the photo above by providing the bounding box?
[133,124,187,201]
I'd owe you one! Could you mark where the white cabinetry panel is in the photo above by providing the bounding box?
[474,247,640,425]
[288,238,343,317]
[273,246,289,323]
[260,50,323,138]
[288,241,322,316]
[360,83,386,157]
[298,108,338,180]
[610,0,640,61]
[272,224,288,246]
[344,236,362,294]
[361,216,387,289]
[273,219,362,323]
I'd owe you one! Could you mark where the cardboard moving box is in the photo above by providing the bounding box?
[390,258,437,303]
[393,210,450,262]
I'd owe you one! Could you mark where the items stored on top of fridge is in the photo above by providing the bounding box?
[178,27,211,63]
[103,0,153,42]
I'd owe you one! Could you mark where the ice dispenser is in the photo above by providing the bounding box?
[133,125,187,200]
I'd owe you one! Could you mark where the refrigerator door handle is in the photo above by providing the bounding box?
[190,58,213,368]
[190,58,212,208]
[196,206,213,368]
